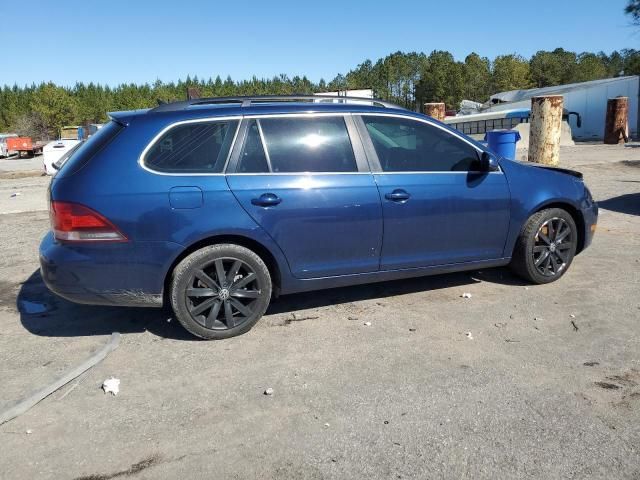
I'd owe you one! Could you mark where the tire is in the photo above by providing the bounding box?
[170,244,272,339]
[510,208,578,284]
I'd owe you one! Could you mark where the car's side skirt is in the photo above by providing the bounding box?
[280,258,511,295]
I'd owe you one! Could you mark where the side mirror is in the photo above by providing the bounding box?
[480,151,500,172]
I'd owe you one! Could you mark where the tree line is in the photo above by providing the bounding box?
[1,48,639,140]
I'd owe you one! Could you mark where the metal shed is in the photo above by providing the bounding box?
[485,76,639,141]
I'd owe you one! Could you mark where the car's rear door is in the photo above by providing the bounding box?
[356,114,511,270]
[226,114,383,279]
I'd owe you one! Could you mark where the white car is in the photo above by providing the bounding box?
[43,139,81,175]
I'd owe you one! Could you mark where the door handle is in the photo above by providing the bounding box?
[251,193,282,207]
[385,189,411,202]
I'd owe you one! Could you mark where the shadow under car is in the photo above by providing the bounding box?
[18,266,527,339]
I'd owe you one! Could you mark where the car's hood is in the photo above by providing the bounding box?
[516,161,583,180]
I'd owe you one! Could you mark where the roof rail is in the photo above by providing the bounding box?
[150,95,406,113]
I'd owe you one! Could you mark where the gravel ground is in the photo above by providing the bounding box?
[0,152,49,214]
[0,145,638,479]
[0,154,45,173]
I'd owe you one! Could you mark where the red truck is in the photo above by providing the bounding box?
[6,137,44,158]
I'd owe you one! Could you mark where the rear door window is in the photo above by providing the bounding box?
[145,120,239,173]
[236,116,357,173]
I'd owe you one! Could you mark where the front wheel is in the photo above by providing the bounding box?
[510,208,578,284]
[170,244,272,339]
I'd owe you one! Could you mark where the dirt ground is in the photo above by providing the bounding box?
[0,145,639,479]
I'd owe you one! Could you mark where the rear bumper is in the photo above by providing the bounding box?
[39,232,183,307]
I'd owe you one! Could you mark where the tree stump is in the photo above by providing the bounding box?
[424,103,446,122]
[187,87,201,100]
[528,95,563,166]
[604,97,629,145]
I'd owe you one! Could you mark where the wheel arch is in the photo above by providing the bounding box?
[531,201,586,254]
[163,234,283,306]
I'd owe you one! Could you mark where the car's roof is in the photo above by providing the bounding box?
[109,98,421,126]
[107,100,491,153]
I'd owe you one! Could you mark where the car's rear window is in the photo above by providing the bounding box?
[55,121,124,177]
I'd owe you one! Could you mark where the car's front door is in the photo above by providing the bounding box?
[226,114,383,279]
[357,114,511,270]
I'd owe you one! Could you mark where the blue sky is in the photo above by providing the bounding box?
[2,0,637,87]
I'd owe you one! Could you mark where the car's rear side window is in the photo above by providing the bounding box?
[362,115,481,172]
[236,116,357,173]
[145,120,239,173]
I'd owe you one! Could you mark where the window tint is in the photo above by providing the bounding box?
[237,120,269,173]
[145,120,238,173]
[362,116,480,172]
[259,116,357,173]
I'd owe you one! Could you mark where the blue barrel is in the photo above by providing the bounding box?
[484,129,521,160]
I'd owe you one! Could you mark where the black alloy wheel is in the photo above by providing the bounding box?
[186,258,261,330]
[532,217,574,277]
[510,208,578,284]
[171,244,272,339]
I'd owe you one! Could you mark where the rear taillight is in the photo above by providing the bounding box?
[50,201,127,242]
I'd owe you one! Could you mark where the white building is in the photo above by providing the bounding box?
[314,89,374,105]
[483,76,639,141]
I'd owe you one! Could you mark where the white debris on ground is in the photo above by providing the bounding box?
[264,387,274,396]
[465,332,474,340]
[461,293,472,299]
[101,378,120,396]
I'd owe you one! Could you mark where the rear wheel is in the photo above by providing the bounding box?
[510,208,577,284]
[170,244,272,339]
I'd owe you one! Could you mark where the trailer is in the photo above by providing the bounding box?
[6,137,44,158]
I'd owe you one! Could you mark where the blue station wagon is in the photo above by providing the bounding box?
[40,96,598,339]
